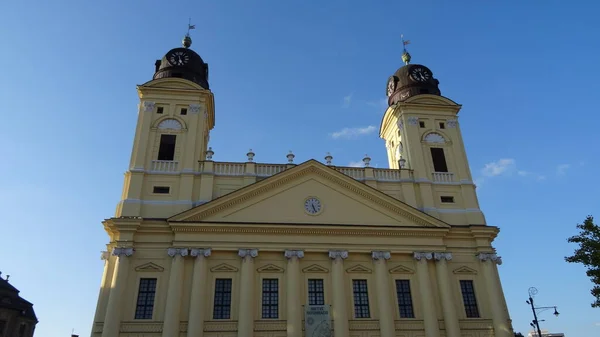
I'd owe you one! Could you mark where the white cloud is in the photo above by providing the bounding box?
[481,158,515,177]
[330,125,377,140]
[517,170,546,181]
[556,164,570,175]
[347,161,363,168]
[342,93,353,108]
[365,97,388,110]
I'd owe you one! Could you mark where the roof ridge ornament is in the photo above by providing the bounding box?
[183,18,195,48]
[401,34,411,65]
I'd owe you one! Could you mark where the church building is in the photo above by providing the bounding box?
[90,31,514,337]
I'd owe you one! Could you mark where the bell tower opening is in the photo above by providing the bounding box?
[157,135,176,161]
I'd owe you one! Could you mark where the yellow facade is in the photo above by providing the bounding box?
[91,48,513,337]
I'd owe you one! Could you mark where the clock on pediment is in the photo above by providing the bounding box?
[304,197,322,215]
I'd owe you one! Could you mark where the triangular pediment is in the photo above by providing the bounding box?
[210,263,238,272]
[135,262,164,272]
[257,264,284,273]
[169,160,449,229]
[346,264,372,273]
[302,264,329,273]
[388,264,415,274]
[453,266,477,275]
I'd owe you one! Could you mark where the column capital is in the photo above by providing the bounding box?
[434,252,453,261]
[328,250,349,260]
[371,251,391,260]
[189,104,203,114]
[413,252,433,261]
[284,250,305,259]
[101,251,110,261]
[167,248,189,257]
[190,248,212,257]
[112,247,134,257]
[238,249,258,258]
[477,252,502,265]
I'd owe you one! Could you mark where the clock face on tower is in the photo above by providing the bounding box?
[409,66,432,82]
[304,197,322,215]
[386,76,396,97]
[168,51,190,66]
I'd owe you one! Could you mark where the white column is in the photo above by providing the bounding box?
[372,251,395,337]
[433,253,460,337]
[101,247,134,337]
[329,250,349,337]
[414,252,439,337]
[238,249,258,337]
[478,253,511,337]
[93,251,111,323]
[187,248,211,337]
[285,250,304,337]
[162,248,189,337]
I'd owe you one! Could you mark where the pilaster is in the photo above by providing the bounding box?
[478,253,511,337]
[413,252,439,337]
[162,248,189,337]
[101,247,134,337]
[329,250,349,337]
[187,248,212,337]
[372,251,394,337]
[284,250,304,337]
[238,249,258,337]
[433,252,460,337]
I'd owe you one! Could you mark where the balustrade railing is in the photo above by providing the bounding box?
[432,172,454,182]
[151,160,179,172]
[214,163,245,176]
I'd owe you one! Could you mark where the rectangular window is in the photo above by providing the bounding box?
[134,278,157,319]
[439,122,445,129]
[352,279,370,318]
[308,279,325,305]
[153,186,170,194]
[430,147,448,172]
[460,280,480,318]
[262,279,279,319]
[419,121,426,128]
[180,108,188,115]
[213,278,232,319]
[441,196,454,203]
[156,107,164,114]
[395,280,415,318]
[157,134,176,161]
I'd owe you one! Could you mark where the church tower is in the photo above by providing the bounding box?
[116,32,215,217]
[380,44,484,225]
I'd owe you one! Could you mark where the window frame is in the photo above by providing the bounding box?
[134,278,158,320]
[307,278,325,305]
[213,278,233,320]
[261,278,279,319]
[459,279,480,318]
[430,147,449,173]
[351,279,371,319]
[395,279,415,318]
[157,134,177,161]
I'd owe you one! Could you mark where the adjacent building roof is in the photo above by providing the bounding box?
[0,277,38,322]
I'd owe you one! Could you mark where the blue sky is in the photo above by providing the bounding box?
[1,1,599,336]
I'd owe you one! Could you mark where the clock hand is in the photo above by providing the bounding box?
[312,204,316,212]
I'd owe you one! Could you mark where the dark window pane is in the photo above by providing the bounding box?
[153,186,170,194]
[352,280,370,318]
[262,279,279,319]
[308,279,325,305]
[134,278,157,319]
[460,280,480,318]
[395,280,415,318]
[430,147,448,172]
[157,135,176,161]
[213,279,232,319]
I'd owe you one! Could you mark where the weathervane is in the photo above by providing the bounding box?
[183,18,196,48]
[401,34,411,65]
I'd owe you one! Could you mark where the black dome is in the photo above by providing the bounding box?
[153,47,209,89]
[386,64,440,106]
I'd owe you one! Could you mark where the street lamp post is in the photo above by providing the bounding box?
[526,287,559,337]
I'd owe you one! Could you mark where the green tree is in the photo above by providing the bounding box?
[565,215,600,308]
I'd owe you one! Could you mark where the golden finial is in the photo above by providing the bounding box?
[401,34,411,65]
[183,18,195,48]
